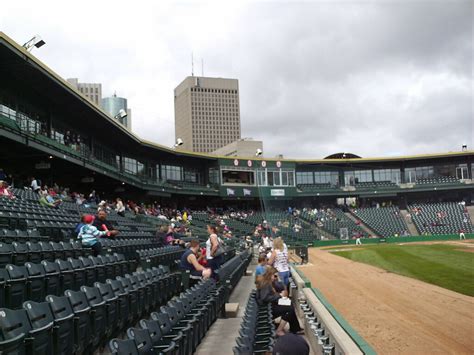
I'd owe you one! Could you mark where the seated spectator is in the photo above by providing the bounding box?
[272,333,309,355]
[115,198,126,217]
[255,254,267,277]
[256,267,302,337]
[0,181,15,199]
[180,239,212,280]
[93,209,119,237]
[157,225,184,246]
[77,214,108,256]
[39,190,61,208]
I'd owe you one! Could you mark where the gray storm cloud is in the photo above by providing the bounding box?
[1,0,472,158]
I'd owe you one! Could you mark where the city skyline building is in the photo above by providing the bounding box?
[174,76,241,153]
[66,78,102,106]
[102,93,132,130]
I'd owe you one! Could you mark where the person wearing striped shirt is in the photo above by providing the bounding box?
[78,214,109,256]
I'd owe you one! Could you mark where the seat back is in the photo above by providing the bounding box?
[0,242,14,267]
[45,293,75,355]
[23,301,54,354]
[5,264,28,308]
[24,262,46,302]
[127,327,155,355]
[109,338,139,355]
[64,290,92,353]
[0,308,29,354]
[41,260,61,296]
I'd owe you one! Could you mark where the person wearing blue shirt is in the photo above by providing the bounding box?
[255,254,267,277]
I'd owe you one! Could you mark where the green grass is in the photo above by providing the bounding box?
[333,244,474,296]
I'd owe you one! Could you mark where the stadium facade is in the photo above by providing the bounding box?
[0,32,473,207]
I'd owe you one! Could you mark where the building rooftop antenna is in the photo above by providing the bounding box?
[191,52,194,76]
[201,58,204,77]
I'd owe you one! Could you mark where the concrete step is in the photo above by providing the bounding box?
[194,318,242,355]
[466,206,474,224]
[400,209,419,236]
[345,212,379,237]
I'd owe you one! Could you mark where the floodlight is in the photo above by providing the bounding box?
[23,36,46,52]
[174,138,184,148]
[255,148,263,156]
[115,109,127,119]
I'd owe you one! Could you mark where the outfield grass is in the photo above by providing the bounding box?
[332,244,474,296]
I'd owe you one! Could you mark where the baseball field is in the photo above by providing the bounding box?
[332,243,474,296]
[298,240,474,354]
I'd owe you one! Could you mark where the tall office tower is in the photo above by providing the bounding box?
[102,93,132,130]
[66,78,102,106]
[174,76,241,153]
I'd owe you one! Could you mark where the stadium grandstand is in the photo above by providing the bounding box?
[0,31,473,354]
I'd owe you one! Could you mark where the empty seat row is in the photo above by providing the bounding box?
[234,290,275,354]
[216,250,252,304]
[0,253,130,309]
[0,265,181,355]
[110,278,225,355]
[0,239,89,267]
[137,245,186,270]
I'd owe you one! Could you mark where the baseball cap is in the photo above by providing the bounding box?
[273,333,309,355]
[83,214,95,224]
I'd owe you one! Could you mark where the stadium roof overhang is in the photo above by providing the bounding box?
[0,31,473,167]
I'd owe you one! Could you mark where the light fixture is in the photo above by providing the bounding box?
[115,109,127,120]
[23,36,46,52]
[255,148,263,157]
[174,138,184,148]
[48,155,53,159]
[121,182,125,185]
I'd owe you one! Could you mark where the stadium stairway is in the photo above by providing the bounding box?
[467,206,474,227]
[194,257,257,354]
[344,212,379,237]
[400,209,419,236]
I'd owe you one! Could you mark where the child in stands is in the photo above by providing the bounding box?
[78,214,109,256]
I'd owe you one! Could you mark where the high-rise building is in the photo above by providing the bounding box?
[66,78,102,106]
[211,138,263,157]
[174,76,241,153]
[101,93,132,130]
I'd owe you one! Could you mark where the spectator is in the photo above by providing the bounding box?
[31,177,41,193]
[74,214,87,235]
[115,198,125,217]
[180,239,212,280]
[39,191,61,208]
[93,209,119,237]
[256,267,302,337]
[255,254,267,277]
[268,237,290,286]
[206,225,224,272]
[78,214,107,256]
[156,225,183,246]
[272,333,310,355]
[0,181,15,199]
[88,190,97,203]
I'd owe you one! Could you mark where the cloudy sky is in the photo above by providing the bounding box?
[1,0,472,158]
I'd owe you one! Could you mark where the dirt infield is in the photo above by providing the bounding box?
[299,247,474,354]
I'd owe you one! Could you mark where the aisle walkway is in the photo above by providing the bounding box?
[195,262,256,354]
